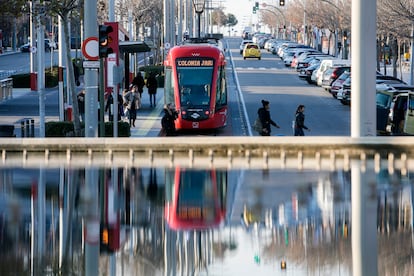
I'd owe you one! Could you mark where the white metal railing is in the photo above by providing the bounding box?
[1,136,414,171]
[0,77,13,101]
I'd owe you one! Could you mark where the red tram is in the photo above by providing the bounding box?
[164,39,228,130]
[164,168,227,230]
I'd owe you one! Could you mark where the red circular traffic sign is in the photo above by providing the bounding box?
[82,37,99,61]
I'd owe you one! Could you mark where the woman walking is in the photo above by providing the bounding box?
[258,100,280,136]
[123,85,141,127]
[294,104,310,136]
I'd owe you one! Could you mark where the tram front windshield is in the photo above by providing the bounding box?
[177,59,214,107]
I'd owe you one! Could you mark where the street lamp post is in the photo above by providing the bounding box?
[192,0,205,38]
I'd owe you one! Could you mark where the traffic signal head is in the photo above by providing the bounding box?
[280,0,285,6]
[255,2,259,8]
[253,6,256,14]
[99,24,114,58]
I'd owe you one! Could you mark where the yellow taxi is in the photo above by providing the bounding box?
[243,43,261,60]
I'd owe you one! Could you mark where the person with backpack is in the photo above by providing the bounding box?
[258,100,280,136]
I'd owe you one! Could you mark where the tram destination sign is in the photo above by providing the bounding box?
[177,58,213,67]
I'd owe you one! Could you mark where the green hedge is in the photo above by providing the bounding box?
[12,67,59,88]
[45,121,131,137]
[139,65,164,88]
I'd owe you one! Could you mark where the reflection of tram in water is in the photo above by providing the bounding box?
[164,38,228,130]
[165,168,227,230]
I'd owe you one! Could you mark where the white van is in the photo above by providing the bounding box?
[315,59,351,86]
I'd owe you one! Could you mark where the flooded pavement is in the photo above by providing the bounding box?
[0,165,413,276]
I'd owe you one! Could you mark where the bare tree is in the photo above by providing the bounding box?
[46,0,83,136]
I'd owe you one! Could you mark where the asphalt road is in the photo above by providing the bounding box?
[0,39,351,137]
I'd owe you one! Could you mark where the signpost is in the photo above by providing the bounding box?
[82,37,99,61]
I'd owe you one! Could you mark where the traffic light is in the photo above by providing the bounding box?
[99,24,114,58]
[281,260,287,269]
[280,0,285,6]
[100,227,114,253]
[255,2,259,8]
[253,6,256,14]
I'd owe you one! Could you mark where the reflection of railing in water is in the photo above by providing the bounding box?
[1,137,414,171]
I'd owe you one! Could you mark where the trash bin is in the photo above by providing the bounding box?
[0,125,15,137]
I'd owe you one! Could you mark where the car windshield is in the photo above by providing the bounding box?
[246,44,258,49]
[376,93,391,108]
[176,58,214,107]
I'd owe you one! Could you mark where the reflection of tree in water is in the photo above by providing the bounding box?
[259,225,414,275]
[122,167,165,273]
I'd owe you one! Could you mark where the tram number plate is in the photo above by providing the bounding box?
[192,122,199,128]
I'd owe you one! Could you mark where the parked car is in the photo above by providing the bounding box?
[339,75,406,106]
[337,76,351,105]
[298,60,321,84]
[330,71,351,98]
[243,43,261,60]
[315,59,351,86]
[239,39,253,54]
[321,66,351,92]
[376,84,414,135]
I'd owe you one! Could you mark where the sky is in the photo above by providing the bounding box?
[222,0,256,33]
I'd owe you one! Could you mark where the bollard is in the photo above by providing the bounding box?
[21,121,25,137]
[25,119,30,137]
[6,78,12,99]
[0,80,4,101]
[31,119,35,137]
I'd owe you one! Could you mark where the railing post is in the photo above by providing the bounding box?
[31,119,35,137]
[25,119,30,137]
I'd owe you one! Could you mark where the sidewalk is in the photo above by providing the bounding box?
[0,86,164,137]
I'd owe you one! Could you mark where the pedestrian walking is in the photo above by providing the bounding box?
[105,91,124,121]
[146,73,158,107]
[258,100,280,136]
[294,104,310,136]
[77,89,85,123]
[123,85,141,127]
[161,103,178,136]
[131,72,145,98]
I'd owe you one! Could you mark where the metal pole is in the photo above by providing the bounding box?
[84,0,99,273]
[37,3,45,138]
[351,161,378,276]
[410,23,414,85]
[198,12,201,38]
[84,0,98,138]
[351,0,376,137]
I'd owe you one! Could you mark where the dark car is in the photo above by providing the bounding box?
[298,61,321,84]
[20,40,51,52]
[339,74,406,105]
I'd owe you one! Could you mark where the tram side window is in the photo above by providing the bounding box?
[164,67,175,105]
[216,66,227,107]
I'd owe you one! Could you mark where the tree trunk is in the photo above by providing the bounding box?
[62,14,82,137]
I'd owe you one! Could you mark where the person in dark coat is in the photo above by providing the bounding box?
[105,91,124,121]
[131,72,145,97]
[77,89,85,123]
[258,100,280,136]
[294,104,310,136]
[161,103,178,136]
[146,73,158,107]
